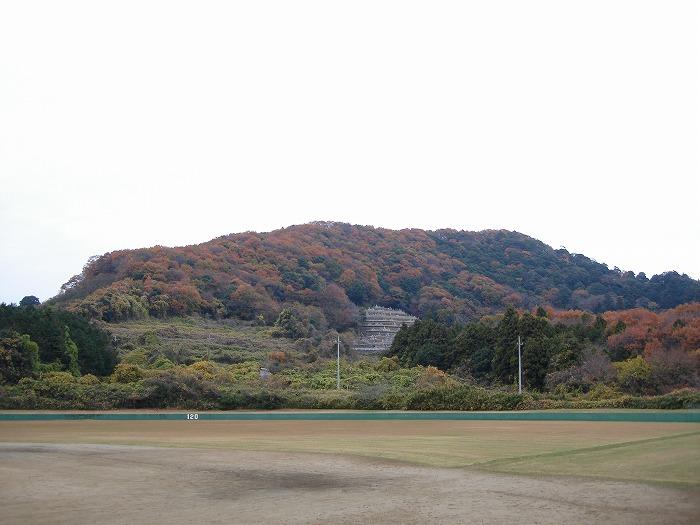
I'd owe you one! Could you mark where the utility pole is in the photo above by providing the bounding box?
[336,335,341,390]
[517,335,523,394]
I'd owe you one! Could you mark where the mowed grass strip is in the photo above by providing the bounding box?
[476,431,700,487]
[2,419,699,486]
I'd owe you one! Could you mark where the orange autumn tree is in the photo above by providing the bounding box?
[605,304,700,360]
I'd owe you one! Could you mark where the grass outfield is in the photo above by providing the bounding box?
[477,431,700,486]
[1,414,699,488]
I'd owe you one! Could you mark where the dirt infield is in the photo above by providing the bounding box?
[1,418,699,524]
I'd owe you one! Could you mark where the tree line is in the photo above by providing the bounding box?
[2,297,699,409]
[0,301,117,384]
[384,305,700,395]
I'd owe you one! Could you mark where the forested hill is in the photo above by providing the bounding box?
[52,222,700,327]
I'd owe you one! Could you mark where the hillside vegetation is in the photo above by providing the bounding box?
[51,222,700,326]
[2,223,699,410]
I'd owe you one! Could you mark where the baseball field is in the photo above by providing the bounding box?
[1,411,699,524]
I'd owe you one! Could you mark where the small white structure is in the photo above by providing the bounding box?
[259,367,271,379]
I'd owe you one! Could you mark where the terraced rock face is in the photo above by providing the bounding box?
[354,306,417,353]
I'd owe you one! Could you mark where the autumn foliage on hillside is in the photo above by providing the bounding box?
[604,304,700,359]
[386,304,700,395]
[5,219,700,409]
[52,223,700,330]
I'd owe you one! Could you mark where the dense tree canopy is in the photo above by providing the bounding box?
[0,304,116,378]
[49,223,700,330]
[385,304,700,393]
[0,332,39,384]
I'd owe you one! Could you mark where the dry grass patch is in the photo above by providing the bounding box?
[2,419,699,482]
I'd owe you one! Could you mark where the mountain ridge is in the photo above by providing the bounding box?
[51,222,700,327]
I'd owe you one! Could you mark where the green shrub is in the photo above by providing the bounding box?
[136,369,220,409]
[78,374,100,385]
[585,383,623,400]
[351,385,392,410]
[219,388,283,409]
[120,348,150,366]
[151,356,176,369]
[404,385,524,411]
[40,371,77,384]
[110,364,145,383]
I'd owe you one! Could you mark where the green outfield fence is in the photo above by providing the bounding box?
[1,411,699,422]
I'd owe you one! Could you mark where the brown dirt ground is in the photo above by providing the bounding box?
[1,418,699,524]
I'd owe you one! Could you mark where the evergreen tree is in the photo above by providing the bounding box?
[493,307,520,383]
[63,327,81,377]
[521,336,552,390]
[0,332,39,384]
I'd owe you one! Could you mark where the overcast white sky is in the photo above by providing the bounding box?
[1,1,698,304]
